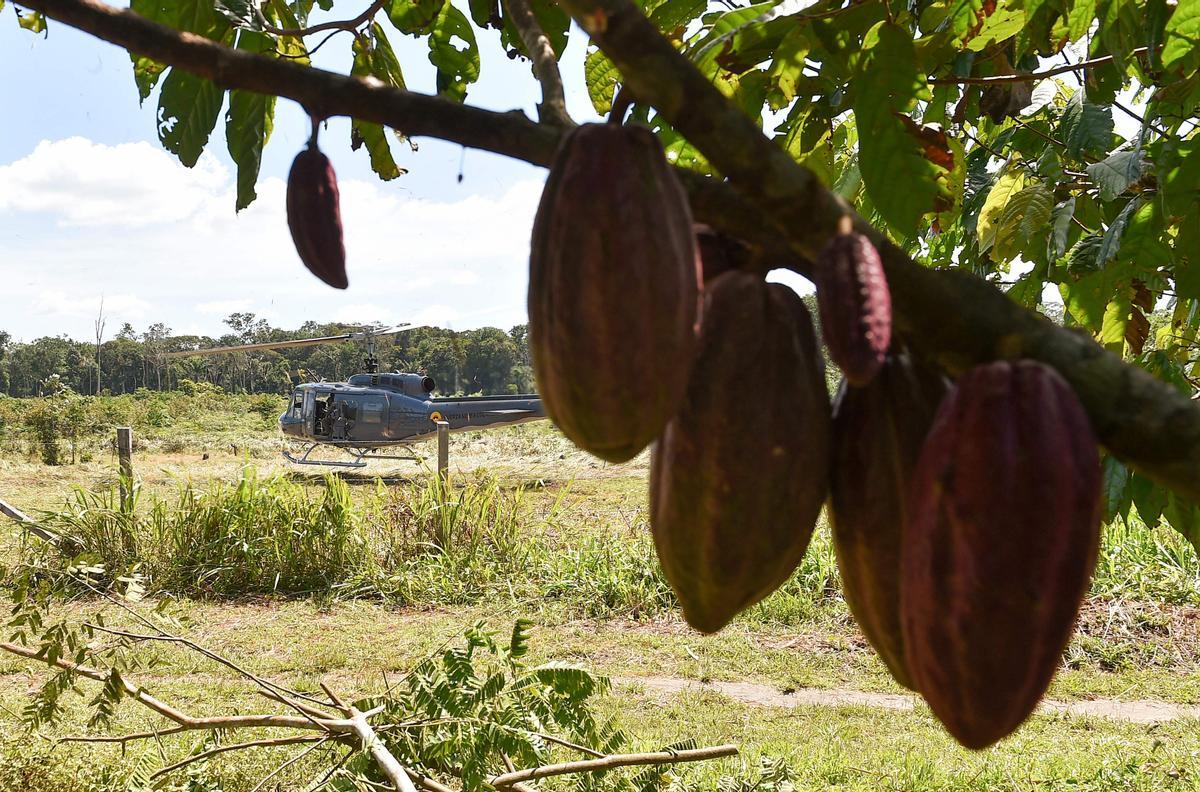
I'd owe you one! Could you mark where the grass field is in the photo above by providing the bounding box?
[1,397,1199,790]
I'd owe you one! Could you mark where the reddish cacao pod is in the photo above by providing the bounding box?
[831,351,948,690]
[529,123,701,463]
[901,360,1102,749]
[694,223,750,282]
[651,271,831,633]
[814,233,891,385]
[287,145,347,290]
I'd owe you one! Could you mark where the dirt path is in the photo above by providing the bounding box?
[622,676,1200,724]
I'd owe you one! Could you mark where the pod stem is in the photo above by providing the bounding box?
[308,115,321,149]
[608,86,635,125]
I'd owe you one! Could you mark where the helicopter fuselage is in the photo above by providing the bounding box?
[280,372,544,446]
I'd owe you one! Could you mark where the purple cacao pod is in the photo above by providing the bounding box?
[529,123,701,463]
[814,232,891,385]
[831,351,949,690]
[651,271,831,633]
[902,359,1102,749]
[286,145,348,290]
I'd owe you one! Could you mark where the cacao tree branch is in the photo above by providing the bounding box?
[502,0,574,127]
[252,0,389,38]
[929,47,1151,85]
[13,0,1200,502]
[551,0,1200,503]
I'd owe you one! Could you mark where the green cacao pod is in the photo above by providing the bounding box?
[901,360,1102,749]
[286,144,348,290]
[651,271,831,633]
[529,123,701,463]
[831,351,948,690]
[814,233,891,385]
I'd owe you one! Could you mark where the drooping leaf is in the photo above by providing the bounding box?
[158,68,225,168]
[1096,197,1141,266]
[1048,197,1077,262]
[16,9,46,33]
[993,181,1053,261]
[976,169,1027,252]
[1059,91,1114,159]
[1163,0,1200,73]
[584,48,621,115]
[427,4,480,102]
[853,23,951,237]
[1086,149,1144,201]
[225,31,276,211]
[1101,455,1132,523]
[388,0,446,34]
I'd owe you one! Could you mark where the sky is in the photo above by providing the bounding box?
[0,3,626,342]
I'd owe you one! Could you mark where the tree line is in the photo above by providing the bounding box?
[0,314,534,397]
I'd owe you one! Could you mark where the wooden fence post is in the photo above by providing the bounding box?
[117,427,133,511]
[437,421,450,486]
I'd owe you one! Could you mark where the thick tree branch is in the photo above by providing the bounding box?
[14,0,1200,501]
[503,0,574,127]
[555,0,1200,501]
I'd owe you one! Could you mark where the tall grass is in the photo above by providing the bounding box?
[34,468,1200,620]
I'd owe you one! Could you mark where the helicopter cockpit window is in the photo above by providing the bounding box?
[360,400,384,424]
[290,391,304,418]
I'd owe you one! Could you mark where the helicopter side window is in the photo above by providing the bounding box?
[290,391,304,418]
[360,400,384,424]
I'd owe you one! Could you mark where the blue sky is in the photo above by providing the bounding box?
[0,3,608,342]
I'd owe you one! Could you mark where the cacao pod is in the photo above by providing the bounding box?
[529,123,701,463]
[287,144,348,290]
[694,224,749,282]
[651,271,831,633]
[901,360,1102,749]
[830,351,948,690]
[814,232,891,385]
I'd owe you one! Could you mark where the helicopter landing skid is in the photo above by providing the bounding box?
[283,443,422,469]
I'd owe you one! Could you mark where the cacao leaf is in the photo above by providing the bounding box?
[1059,91,1114,159]
[427,4,480,102]
[1101,455,1132,523]
[584,48,621,114]
[157,68,225,168]
[1163,0,1200,73]
[1086,149,1144,202]
[992,182,1053,262]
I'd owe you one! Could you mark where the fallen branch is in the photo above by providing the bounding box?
[490,744,740,787]
[13,0,1200,502]
[149,734,331,780]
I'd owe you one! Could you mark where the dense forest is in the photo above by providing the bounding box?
[0,314,534,397]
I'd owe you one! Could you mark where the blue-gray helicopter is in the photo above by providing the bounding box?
[165,324,544,468]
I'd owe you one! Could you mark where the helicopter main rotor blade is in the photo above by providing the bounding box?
[162,324,415,359]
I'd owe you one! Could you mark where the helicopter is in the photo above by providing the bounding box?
[164,324,545,468]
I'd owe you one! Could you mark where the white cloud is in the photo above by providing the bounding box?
[33,290,153,323]
[0,137,229,228]
[0,137,542,341]
[196,299,255,315]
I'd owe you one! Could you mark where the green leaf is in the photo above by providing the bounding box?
[584,48,621,115]
[649,0,705,32]
[1101,455,1132,523]
[157,69,224,168]
[225,32,275,211]
[364,23,407,89]
[1067,0,1098,41]
[1059,91,1113,159]
[16,9,46,33]
[993,182,1053,261]
[1099,287,1131,348]
[427,4,480,102]
[1097,197,1140,266]
[1164,493,1200,554]
[1130,473,1167,526]
[1048,197,1076,262]
[853,23,950,237]
[1163,0,1200,72]
[977,169,1027,252]
[1086,149,1143,202]
[388,0,446,33]
[351,122,405,180]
